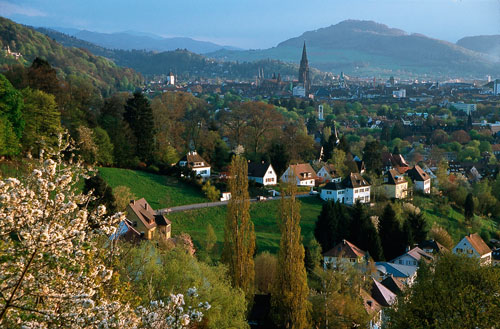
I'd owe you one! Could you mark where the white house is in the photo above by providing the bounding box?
[316,164,341,183]
[323,239,368,269]
[452,233,492,265]
[374,262,418,286]
[320,172,371,205]
[248,162,277,186]
[178,151,211,179]
[281,163,316,187]
[390,247,433,267]
[407,165,431,194]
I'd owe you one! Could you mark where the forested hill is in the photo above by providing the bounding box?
[35,27,324,81]
[0,17,142,95]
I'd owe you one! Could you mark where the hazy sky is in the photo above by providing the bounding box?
[1,0,499,48]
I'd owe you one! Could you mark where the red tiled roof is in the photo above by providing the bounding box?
[465,233,491,256]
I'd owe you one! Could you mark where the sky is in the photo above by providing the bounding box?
[1,0,500,49]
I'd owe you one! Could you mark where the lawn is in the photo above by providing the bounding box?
[414,195,499,243]
[99,167,208,209]
[168,197,324,254]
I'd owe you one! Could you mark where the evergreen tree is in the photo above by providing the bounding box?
[83,175,117,224]
[304,237,322,273]
[402,219,414,250]
[268,141,290,177]
[378,204,405,261]
[124,91,155,162]
[406,212,428,244]
[322,133,337,161]
[363,141,383,174]
[380,124,391,142]
[464,192,475,223]
[271,181,310,329]
[338,135,350,154]
[314,201,350,252]
[221,155,256,299]
[349,202,383,261]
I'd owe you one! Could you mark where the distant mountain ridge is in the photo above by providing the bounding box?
[49,27,241,54]
[457,35,500,59]
[208,20,500,78]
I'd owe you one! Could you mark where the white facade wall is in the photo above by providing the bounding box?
[320,188,345,202]
[453,237,492,265]
[345,187,371,205]
[193,167,211,179]
[281,167,314,187]
[249,168,277,186]
[392,255,419,267]
[415,179,431,194]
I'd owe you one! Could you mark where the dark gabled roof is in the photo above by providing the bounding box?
[391,247,433,264]
[355,160,366,173]
[248,162,273,178]
[382,152,409,168]
[371,279,396,307]
[381,276,405,295]
[320,163,339,178]
[323,239,367,258]
[418,240,449,253]
[323,181,344,191]
[342,172,370,188]
[386,169,407,185]
[407,165,430,182]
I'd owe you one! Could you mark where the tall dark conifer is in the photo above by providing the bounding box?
[378,204,405,260]
[349,202,383,261]
[124,91,155,162]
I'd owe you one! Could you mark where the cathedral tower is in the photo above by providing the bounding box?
[298,42,311,94]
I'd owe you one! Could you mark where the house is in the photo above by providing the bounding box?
[407,165,431,194]
[281,163,317,187]
[418,239,449,254]
[178,151,211,179]
[381,276,405,295]
[248,162,277,186]
[323,239,368,269]
[390,247,433,267]
[452,233,492,265]
[492,248,500,267]
[374,262,418,286]
[220,192,231,201]
[320,172,371,205]
[381,152,410,174]
[362,279,397,329]
[316,163,341,183]
[125,198,171,241]
[383,169,408,199]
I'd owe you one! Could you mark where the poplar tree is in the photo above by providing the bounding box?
[271,181,310,329]
[222,155,256,299]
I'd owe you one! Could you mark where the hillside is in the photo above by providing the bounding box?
[35,27,316,80]
[66,29,241,54]
[208,20,500,78]
[0,17,142,94]
[457,35,500,59]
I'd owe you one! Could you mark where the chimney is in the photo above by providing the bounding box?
[406,245,410,252]
[130,200,135,205]
[144,203,148,210]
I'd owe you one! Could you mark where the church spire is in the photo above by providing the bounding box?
[298,41,310,95]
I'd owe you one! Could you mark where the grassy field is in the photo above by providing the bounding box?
[168,197,324,254]
[99,167,208,209]
[413,195,499,243]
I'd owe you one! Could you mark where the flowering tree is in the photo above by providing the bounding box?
[0,136,211,328]
[136,288,210,329]
[0,137,135,328]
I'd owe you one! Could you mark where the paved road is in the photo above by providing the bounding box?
[158,193,315,214]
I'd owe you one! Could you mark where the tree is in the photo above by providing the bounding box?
[429,224,454,250]
[221,155,256,299]
[314,201,350,252]
[76,126,99,164]
[387,253,500,328]
[113,185,136,211]
[378,204,405,261]
[268,141,290,177]
[391,121,405,140]
[363,141,383,174]
[349,202,383,261]
[304,237,323,273]
[20,88,61,154]
[0,74,24,155]
[271,181,310,329]
[202,181,220,202]
[0,138,135,328]
[406,211,428,244]
[464,192,475,223]
[92,127,114,166]
[83,174,118,216]
[124,91,155,162]
[309,267,370,329]
[254,252,277,294]
[204,223,217,254]
[329,149,348,178]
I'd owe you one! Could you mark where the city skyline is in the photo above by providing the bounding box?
[1,0,499,49]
